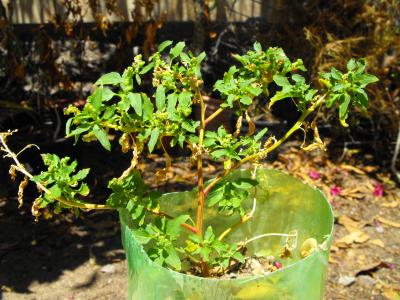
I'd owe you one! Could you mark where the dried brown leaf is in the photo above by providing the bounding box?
[375,216,400,228]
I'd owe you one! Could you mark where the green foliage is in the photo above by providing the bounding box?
[107,171,161,225]
[319,59,379,126]
[204,126,268,166]
[207,178,258,217]
[12,41,378,276]
[133,215,190,270]
[185,226,244,269]
[32,154,90,213]
[214,43,306,110]
[270,74,317,110]
[65,42,204,153]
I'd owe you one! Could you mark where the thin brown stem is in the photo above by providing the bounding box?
[192,81,211,276]
[195,84,206,237]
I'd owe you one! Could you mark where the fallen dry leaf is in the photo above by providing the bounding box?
[368,239,385,247]
[336,231,370,248]
[375,216,400,228]
[381,202,398,208]
[340,164,366,175]
[338,215,365,232]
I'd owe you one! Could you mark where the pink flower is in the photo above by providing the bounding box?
[273,261,283,269]
[309,170,321,180]
[373,184,384,197]
[330,185,342,197]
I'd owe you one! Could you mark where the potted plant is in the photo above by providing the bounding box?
[1,41,377,299]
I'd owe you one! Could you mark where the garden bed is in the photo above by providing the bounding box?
[0,142,398,299]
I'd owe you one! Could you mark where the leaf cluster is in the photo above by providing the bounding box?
[214,42,306,109]
[32,154,90,214]
[185,226,244,270]
[319,59,379,126]
[207,178,258,217]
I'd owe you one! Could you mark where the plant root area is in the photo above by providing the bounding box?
[0,142,399,300]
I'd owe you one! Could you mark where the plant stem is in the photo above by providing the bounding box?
[1,131,198,234]
[193,82,211,276]
[0,131,111,210]
[217,197,256,241]
[195,86,206,237]
[204,94,327,196]
[204,107,224,125]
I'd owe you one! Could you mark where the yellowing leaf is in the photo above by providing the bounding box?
[300,238,318,258]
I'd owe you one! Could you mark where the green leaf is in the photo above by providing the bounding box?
[240,95,252,105]
[273,75,290,87]
[135,74,141,85]
[254,128,268,141]
[133,229,153,244]
[182,121,199,133]
[93,125,111,151]
[77,183,90,196]
[88,88,103,109]
[178,91,192,107]
[253,41,262,52]
[74,168,90,181]
[165,246,181,270]
[347,58,356,71]
[101,87,115,101]
[95,72,122,86]
[166,215,190,239]
[49,184,62,198]
[204,226,215,242]
[103,106,116,120]
[139,62,154,75]
[158,40,173,52]
[211,149,231,159]
[197,51,206,63]
[178,134,185,148]
[356,74,379,86]
[155,86,166,111]
[292,74,305,83]
[245,85,262,96]
[180,52,190,63]
[167,93,177,118]
[129,92,142,116]
[118,95,131,111]
[169,42,186,59]
[65,118,72,136]
[355,88,368,109]
[207,190,224,207]
[148,128,160,153]
[170,42,186,59]
[232,178,258,189]
[339,93,351,127]
[142,94,154,121]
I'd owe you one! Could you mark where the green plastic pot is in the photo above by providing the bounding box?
[119,169,334,300]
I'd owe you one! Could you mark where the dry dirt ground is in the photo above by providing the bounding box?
[0,144,399,300]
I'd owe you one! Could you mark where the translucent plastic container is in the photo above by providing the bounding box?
[119,169,334,300]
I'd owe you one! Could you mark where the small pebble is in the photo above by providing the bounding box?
[338,275,356,286]
[100,264,116,274]
[375,226,384,233]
